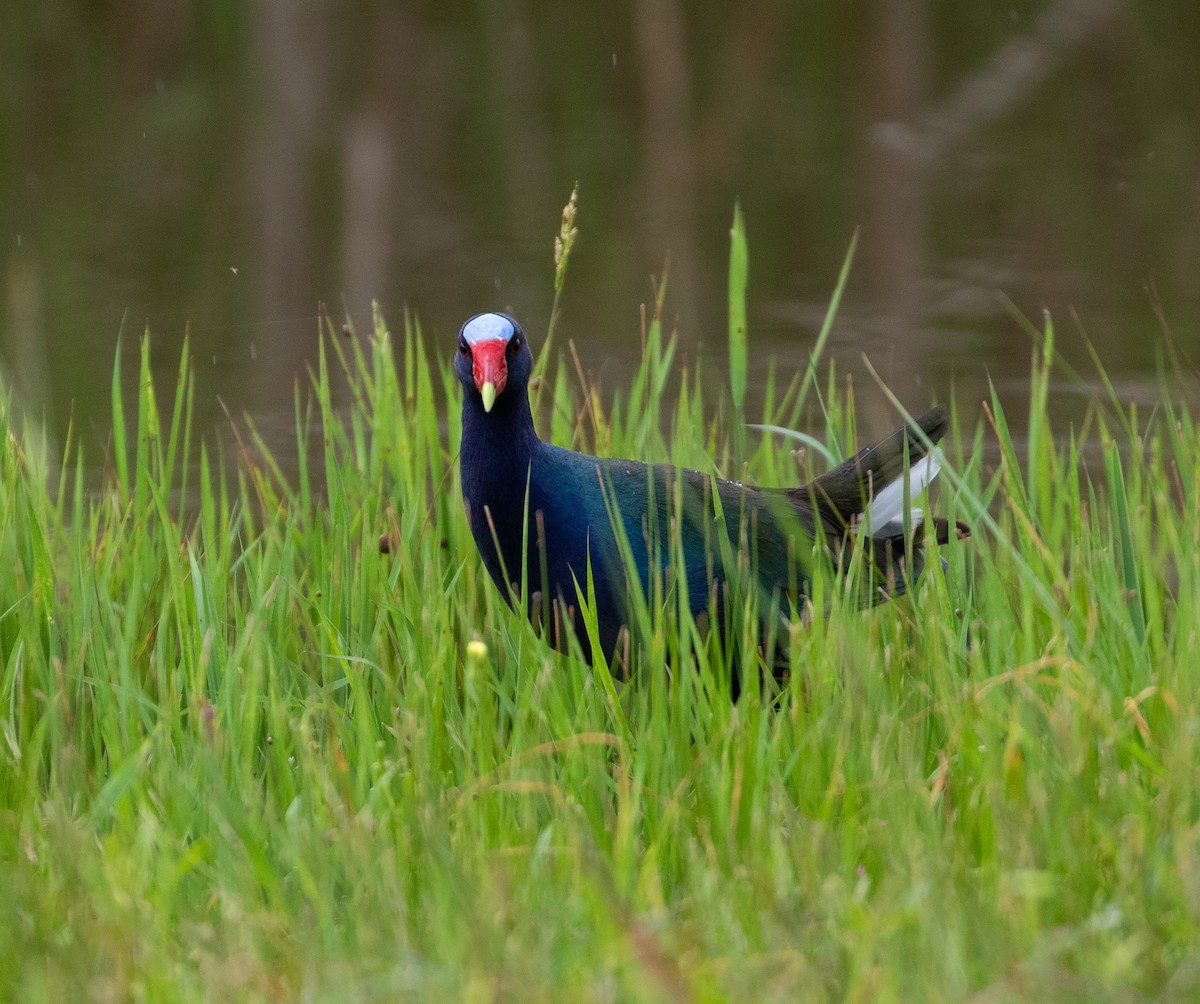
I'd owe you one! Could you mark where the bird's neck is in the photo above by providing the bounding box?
[456,388,542,518]
[460,389,542,594]
[460,388,541,487]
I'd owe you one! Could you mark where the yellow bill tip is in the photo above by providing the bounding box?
[480,381,497,413]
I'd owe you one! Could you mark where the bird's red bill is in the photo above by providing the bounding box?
[472,338,508,404]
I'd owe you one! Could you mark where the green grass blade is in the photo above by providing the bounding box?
[728,200,749,414]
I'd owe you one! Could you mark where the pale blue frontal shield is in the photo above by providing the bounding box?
[461,312,516,345]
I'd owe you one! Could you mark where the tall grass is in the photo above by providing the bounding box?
[1,252,1198,1001]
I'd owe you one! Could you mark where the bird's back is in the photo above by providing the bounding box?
[468,407,961,670]
[523,444,822,657]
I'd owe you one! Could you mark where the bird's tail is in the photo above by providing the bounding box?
[803,406,950,526]
[801,405,969,596]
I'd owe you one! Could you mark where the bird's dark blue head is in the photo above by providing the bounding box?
[455,312,533,413]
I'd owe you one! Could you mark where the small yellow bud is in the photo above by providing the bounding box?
[466,639,488,661]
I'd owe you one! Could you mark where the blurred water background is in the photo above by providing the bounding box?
[2,0,1198,473]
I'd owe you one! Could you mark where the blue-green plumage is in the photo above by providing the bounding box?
[455,312,967,675]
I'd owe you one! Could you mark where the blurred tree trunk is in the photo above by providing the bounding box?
[635,0,699,331]
[245,0,332,410]
[864,0,930,390]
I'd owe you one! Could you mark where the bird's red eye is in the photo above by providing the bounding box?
[508,336,522,354]
[458,341,470,357]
